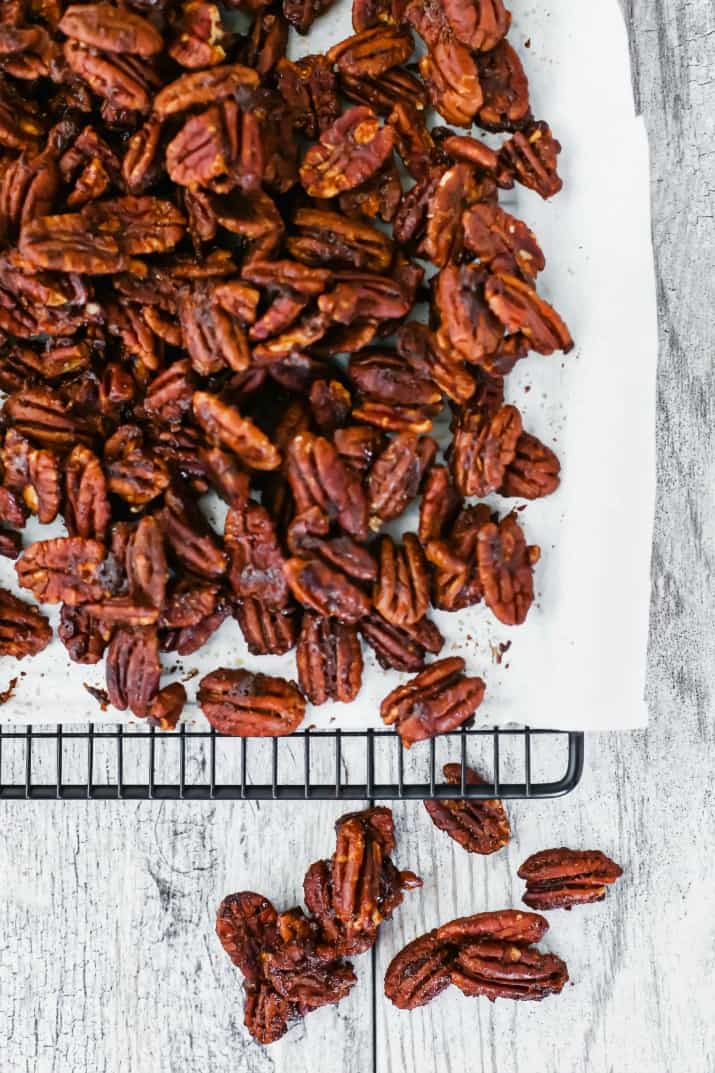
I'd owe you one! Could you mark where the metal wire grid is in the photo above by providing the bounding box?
[0,724,584,801]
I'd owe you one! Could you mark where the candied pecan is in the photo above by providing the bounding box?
[463,202,544,282]
[435,908,548,947]
[225,502,288,609]
[418,163,484,267]
[0,486,27,529]
[179,281,254,374]
[500,121,562,199]
[349,350,441,411]
[287,207,393,273]
[419,40,483,128]
[360,611,443,672]
[343,67,426,120]
[159,482,227,580]
[192,392,281,471]
[305,808,421,955]
[397,322,475,405]
[451,940,568,1002]
[426,503,490,611]
[477,512,539,626]
[154,64,259,118]
[161,602,230,655]
[198,668,305,736]
[106,625,161,717]
[21,446,61,524]
[283,0,334,34]
[0,152,58,242]
[276,56,340,139]
[319,271,410,328]
[451,403,522,497]
[352,0,405,31]
[125,516,167,609]
[475,39,530,132]
[368,431,436,527]
[296,613,363,704]
[337,156,402,222]
[234,599,297,655]
[373,533,430,627]
[104,426,170,506]
[122,116,162,194]
[309,380,352,434]
[333,425,386,475]
[166,102,263,193]
[0,77,43,151]
[418,464,461,543]
[286,433,368,541]
[518,848,623,911]
[436,0,510,51]
[424,763,511,854]
[146,682,187,730]
[63,42,158,114]
[288,513,377,582]
[59,4,163,56]
[300,106,395,199]
[0,586,52,658]
[240,10,288,76]
[440,131,503,175]
[243,981,292,1045]
[502,432,560,499]
[58,604,110,664]
[283,557,370,623]
[485,273,573,355]
[0,529,21,559]
[380,656,486,746]
[216,891,279,981]
[19,212,127,274]
[0,24,56,79]
[384,932,454,1009]
[15,536,116,605]
[169,0,227,69]
[435,263,504,367]
[327,26,413,78]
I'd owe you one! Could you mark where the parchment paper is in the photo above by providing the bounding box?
[0,0,657,729]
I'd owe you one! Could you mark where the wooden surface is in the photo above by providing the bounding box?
[1,2,714,1071]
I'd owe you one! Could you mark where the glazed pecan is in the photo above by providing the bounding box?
[198,668,305,736]
[288,207,393,272]
[296,612,363,704]
[360,611,443,672]
[384,932,454,1009]
[450,939,568,1002]
[125,516,167,609]
[463,202,544,281]
[327,26,413,78]
[166,102,263,192]
[367,431,437,527]
[477,512,539,626]
[475,39,530,132]
[105,626,161,717]
[518,848,623,911]
[397,322,475,405]
[0,586,52,658]
[380,656,486,746]
[286,432,368,541]
[373,533,430,627]
[418,464,461,544]
[500,121,563,199]
[485,273,573,355]
[58,604,110,664]
[153,64,259,118]
[234,599,298,656]
[424,763,511,854]
[502,432,561,499]
[169,0,227,69]
[300,106,395,199]
[59,4,163,56]
[451,404,522,497]
[158,482,227,580]
[216,891,279,981]
[435,263,504,367]
[426,503,490,611]
[419,40,483,128]
[305,807,421,955]
[342,67,427,118]
[225,502,289,609]
[284,557,371,624]
[15,536,116,605]
[192,392,281,470]
[276,56,339,139]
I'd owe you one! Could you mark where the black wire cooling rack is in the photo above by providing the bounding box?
[0,724,584,801]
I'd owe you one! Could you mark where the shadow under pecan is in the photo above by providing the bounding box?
[0,586,52,658]
[304,807,421,956]
[501,431,561,499]
[477,511,539,626]
[518,848,623,911]
[380,655,486,746]
[424,763,511,854]
[299,105,395,199]
[296,612,363,704]
[198,667,305,735]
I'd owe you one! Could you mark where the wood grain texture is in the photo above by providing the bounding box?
[1,2,715,1072]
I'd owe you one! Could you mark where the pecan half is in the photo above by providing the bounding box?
[360,611,443,672]
[15,536,116,605]
[477,512,539,626]
[327,26,413,78]
[0,586,52,658]
[485,273,573,355]
[368,431,436,527]
[424,763,511,854]
[450,939,568,1002]
[500,121,562,199]
[284,557,371,624]
[105,625,161,717]
[296,613,363,704]
[216,891,279,981]
[192,392,281,470]
[300,106,395,199]
[286,432,368,541]
[225,502,289,609]
[475,39,530,132]
[501,432,561,499]
[198,668,305,736]
[380,656,486,746]
[518,848,623,911]
[463,202,544,281]
[373,533,430,627]
[451,404,522,497]
[234,599,298,655]
[384,932,454,1009]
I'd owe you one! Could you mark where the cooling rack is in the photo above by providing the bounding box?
[0,724,584,801]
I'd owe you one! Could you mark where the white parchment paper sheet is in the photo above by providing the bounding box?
[0,0,657,729]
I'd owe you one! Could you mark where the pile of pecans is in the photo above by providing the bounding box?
[0,0,572,735]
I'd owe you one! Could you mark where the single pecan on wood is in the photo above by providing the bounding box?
[424,763,511,854]
[518,848,623,911]
[380,656,486,746]
[384,932,455,1009]
[198,668,305,736]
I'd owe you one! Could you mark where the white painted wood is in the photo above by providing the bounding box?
[1,1,714,1071]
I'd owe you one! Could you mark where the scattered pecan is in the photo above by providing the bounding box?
[327,26,413,78]
[105,625,161,717]
[477,512,539,626]
[424,763,511,854]
[384,932,454,1009]
[15,536,116,605]
[485,273,573,354]
[284,557,371,624]
[198,668,305,736]
[300,106,395,198]
[451,403,522,497]
[0,586,52,658]
[360,611,443,672]
[373,533,430,627]
[502,432,561,499]
[296,613,362,704]
[426,503,490,611]
[518,848,623,911]
[380,656,486,746]
[286,432,368,540]
[367,431,436,527]
[475,39,530,132]
[463,202,544,281]
[234,599,298,655]
[500,121,563,199]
